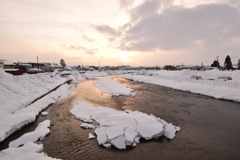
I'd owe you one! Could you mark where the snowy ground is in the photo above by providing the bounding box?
[122,69,240,102]
[71,101,180,150]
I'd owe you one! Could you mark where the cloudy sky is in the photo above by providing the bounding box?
[0,0,240,66]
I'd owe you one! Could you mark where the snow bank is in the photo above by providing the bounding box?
[123,69,240,102]
[9,120,51,148]
[0,69,67,118]
[0,142,60,160]
[0,84,73,142]
[94,76,135,96]
[1,120,59,160]
[66,70,85,83]
[71,101,180,149]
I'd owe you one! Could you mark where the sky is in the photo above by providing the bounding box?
[0,0,240,67]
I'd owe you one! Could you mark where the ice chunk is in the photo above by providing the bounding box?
[70,101,95,123]
[88,133,96,139]
[80,123,95,129]
[103,143,111,148]
[72,100,180,150]
[175,126,181,132]
[41,112,48,116]
[9,120,50,148]
[134,136,140,144]
[109,136,126,149]
[164,123,176,139]
[94,76,135,96]
[131,112,164,140]
[94,126,107,145]
[106,125,124,140]
[124,127,138,146]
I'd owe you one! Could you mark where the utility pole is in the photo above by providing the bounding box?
[217,56,219,68]
[37,56,39,73]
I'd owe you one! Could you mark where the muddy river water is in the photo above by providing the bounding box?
[1,76,240,160]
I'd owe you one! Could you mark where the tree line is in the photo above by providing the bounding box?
[211,55,240,70]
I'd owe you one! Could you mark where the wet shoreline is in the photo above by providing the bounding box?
[1,77,240,160]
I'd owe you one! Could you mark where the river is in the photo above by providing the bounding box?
[1,76,240,160]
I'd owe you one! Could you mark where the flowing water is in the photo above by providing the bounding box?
[1,76,240,160]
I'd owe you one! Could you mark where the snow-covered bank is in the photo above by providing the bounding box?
[0,69,112,142]
[0,69,68,118]
[95,76,135,96]
[71,101,180,149]
[0,120,60,160]
[122,69,240,102]
[0,83,73,142]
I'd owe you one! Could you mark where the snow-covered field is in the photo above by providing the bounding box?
[71,101,180,149]
[122,69,240,102]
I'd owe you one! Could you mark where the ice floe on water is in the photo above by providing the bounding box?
[0,120,59,160]
[80,123,95,129]
[0,142,59,160]
[94,76,136,96]
[71,101,180,149]
[41,112,48,116]
[9,120,51,148]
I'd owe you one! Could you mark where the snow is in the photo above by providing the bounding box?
[94,76,135,96]
[0,142,60,160]
[71,100,180,149]
[64,70,85,83]
[110,136,126,149]
[164,123,176,140]
[41,112,48,116]
[0,68,67,118]
[88,133,96,139]
[80,123,95,129]
[9,120,51,148]
[103,143,111,148]
[0,83,73,142]
[122,69,240,102]
[84,70,109,79]
[1,120,59,160]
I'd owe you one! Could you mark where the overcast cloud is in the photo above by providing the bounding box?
[121,1,240,52]
[92,0,240,64]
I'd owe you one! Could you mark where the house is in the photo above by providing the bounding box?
[0,59,17,69]
[42,65,55,72]
[0,59,26,75]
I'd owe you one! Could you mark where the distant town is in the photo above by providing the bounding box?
[1,56,240,75]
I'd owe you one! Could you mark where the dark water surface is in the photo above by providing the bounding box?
[1,76,240,160]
